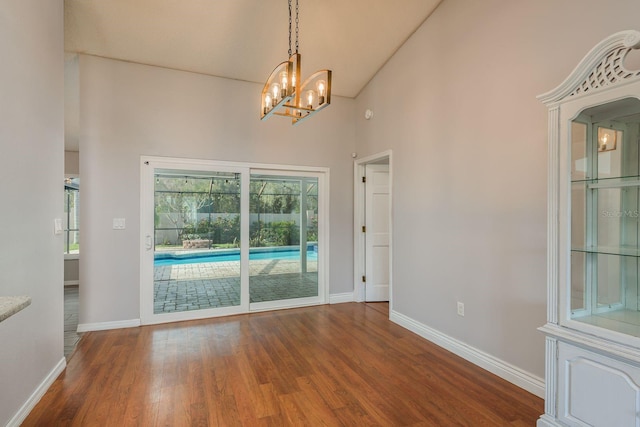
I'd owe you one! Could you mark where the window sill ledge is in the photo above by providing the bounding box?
[0,296,31,323]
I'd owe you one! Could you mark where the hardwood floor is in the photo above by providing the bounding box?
[23,302,542,426]
[64,285,81,359]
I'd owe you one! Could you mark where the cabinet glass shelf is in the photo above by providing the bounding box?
[571,246,640,257]
[573,309,640,339]
[571,176,640,188]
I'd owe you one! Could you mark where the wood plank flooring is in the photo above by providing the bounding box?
[23,303,543,426]
[64,285,81,359]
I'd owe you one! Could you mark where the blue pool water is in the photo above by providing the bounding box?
[154,248,317,266]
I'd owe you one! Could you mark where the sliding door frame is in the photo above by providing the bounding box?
[140,156,329,325]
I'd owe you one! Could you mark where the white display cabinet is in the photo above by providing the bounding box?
[538,31,640,427]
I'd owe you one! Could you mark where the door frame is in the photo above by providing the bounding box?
[353,150,393,307]
[140,155,330,325]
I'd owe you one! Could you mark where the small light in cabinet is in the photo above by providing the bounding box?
[597,127,617,152]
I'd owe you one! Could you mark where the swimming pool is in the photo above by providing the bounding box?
[154,247,318,266]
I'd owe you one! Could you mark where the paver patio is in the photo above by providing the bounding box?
[154,258,318,313]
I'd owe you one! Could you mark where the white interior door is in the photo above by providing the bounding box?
[365,164,390,302]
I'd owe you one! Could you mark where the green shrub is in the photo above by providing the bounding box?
[250,220,299,247]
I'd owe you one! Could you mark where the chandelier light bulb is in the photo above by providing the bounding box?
[316,80,326,104]
[279,71,288,97]
[271,83,280,104]
[264,93,272,113]
[306,90,315,109]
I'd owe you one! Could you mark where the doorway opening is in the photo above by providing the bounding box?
[64,177,81,359]
[354,150,392,306]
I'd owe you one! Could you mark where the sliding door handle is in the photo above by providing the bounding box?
[145,235,153,250]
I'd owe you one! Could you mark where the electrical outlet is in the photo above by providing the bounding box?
[457,301,465,317]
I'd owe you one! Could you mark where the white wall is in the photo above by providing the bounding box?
[64,54,80,152]
[64,259,79,284]
[78,55,355,325]
[0,0,64,424]
[64,150,79,176]
[355,0,640,379]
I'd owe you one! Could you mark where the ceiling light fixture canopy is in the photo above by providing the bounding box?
[261,0,332,125]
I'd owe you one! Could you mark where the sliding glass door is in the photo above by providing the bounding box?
[249,173,320,309]
[140,157,327,325]
[153,171,242,314]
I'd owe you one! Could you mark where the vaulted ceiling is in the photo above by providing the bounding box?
[64,0,443,99]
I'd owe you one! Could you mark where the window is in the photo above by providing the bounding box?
[64,178,79,255]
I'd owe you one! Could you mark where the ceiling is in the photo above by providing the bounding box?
[64,0,443,99]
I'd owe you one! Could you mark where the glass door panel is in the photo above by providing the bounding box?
[569,98,640,335]
[63,178,80,255]
[571,121,588,181]
[153,171,241,314]
[571,252,586,312]
[249,174,319,305]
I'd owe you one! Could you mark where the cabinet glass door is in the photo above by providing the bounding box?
[570,97,640,336]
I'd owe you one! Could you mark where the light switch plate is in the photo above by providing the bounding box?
[113,218,126,230]
[457,301,465,317]
[54,218,63,235]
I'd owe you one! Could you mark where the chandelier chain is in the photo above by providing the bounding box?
[288,0,292,57]
[295,0,299,54]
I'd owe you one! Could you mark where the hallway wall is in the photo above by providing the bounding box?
[0,0,64,424]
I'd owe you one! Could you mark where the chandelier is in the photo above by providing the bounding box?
[261,0,332,125]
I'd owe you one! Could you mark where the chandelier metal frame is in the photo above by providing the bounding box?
[260,0,332,125]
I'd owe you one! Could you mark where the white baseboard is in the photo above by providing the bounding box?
[64,280,79,286]
[537,414,562,426]
[390,309,545,398]
[329,292,354,304]
[77,318,141,333]
[78,297,354,332]
[6,357,66,427]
